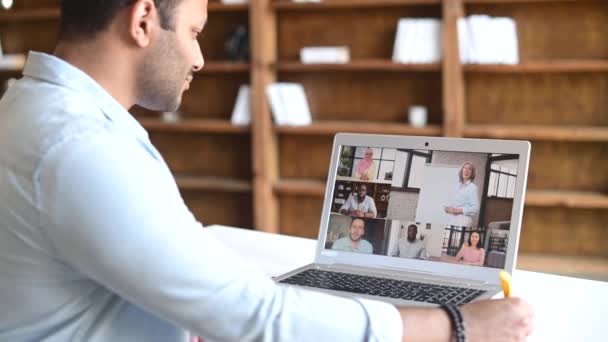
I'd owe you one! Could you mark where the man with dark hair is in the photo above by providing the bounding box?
[339,183,377,218]
[0,1,533,341]
[391,224,427,260]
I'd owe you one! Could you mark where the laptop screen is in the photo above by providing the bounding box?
[324,145,520,270]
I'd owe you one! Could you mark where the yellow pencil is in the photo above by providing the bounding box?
[499,271,512,298]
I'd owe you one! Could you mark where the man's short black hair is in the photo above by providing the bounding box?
[59,0,182,40]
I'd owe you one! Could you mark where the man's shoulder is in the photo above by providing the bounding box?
[0,77,111,170]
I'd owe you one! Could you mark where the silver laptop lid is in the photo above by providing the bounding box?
[314,134,530,286]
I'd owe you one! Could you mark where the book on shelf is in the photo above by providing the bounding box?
[392,18,442,64]
[458,15,519,65]
[266,83,312,126]
[231,84,251,126]
[300,46,350,64]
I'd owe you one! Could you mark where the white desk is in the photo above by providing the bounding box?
[206,225,607,342]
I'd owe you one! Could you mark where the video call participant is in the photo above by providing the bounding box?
[331,217,373,254]
[444,161,480,227]
[354,147,377,181]
[339,183,377,218]
[454,231,486,266]
[391,224,427,260]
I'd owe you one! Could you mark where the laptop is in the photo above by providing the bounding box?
[275,133,530,306]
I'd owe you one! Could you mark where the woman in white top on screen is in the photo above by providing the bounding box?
[444,161,480,227]
[354,147,376,181]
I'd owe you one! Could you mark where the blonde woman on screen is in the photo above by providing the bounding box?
[444,161,480,227]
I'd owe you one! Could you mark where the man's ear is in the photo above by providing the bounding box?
[129,0,158,48]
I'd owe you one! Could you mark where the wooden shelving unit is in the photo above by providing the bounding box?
[201,61,250,73]
[176,176,252,193]
[207,2,250,12]
[273,0,441,10]
[139,118,249,134]
[274,121,442,136]
[2,0,606,278]
[526,190,608,210]
[464,124,608,142]
[276,60,440,72]
[0,8,59,22]
[274,179,326,196]
[464,60,608,73]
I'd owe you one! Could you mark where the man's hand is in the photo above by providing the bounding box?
[352,209,364,217]
[399,298,533,342]
[461,298,534,342]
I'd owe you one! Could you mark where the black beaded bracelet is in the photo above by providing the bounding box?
[440,304,466,342]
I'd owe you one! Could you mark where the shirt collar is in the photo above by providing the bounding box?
[22,51,149,141]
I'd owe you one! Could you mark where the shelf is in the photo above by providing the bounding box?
[277,60,440,72]
[0,8,59,22]
[207,2,249,12]
[176,176,252,193]
[526,190,608,209]
[517,253,608,282]
[274,179,326,196]
[138,118,249,134]
[273,0,440,10]
[0,3,246,23]
[464,60,608,73]
[464,124,608,142]
[465,0,590,4]
[203,61,250,73]
[275,120,442,136]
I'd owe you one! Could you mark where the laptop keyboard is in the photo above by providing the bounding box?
[279,269,486,305]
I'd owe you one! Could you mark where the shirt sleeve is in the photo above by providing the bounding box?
[391,241,399,257]
[36,131,403,342]
[339,194,354,213]
[368,197,378,217]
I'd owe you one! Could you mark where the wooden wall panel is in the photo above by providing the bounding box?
[183,190,253,228]
[11,0,59,9]
[528,141,608,192]
[149,132,252,179]
[520,207,608,258]
[199,11,249,61]
[277,6,441,60]
[466,2,608,60]
[0,20,58,53]
[279,135,334,179]
[179,73,249,119]
[279,72,443,123]
[279,194,324,238]
[466,73,608,126]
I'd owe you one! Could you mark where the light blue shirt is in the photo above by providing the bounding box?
[332,237,374,254]
[0,52,402,341]
[451,180,480,217]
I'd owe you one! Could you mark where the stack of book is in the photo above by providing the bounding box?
[458,15,519,65]
[392,18,442,64]
[266,83,312,126]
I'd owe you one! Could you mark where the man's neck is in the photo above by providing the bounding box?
[357,196,365,203]
[54,38,136,109]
